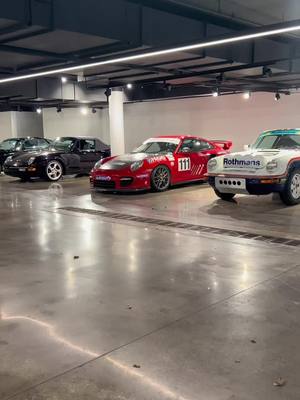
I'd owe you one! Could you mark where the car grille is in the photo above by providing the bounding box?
[94,180,116,189]
[120,177,133,187]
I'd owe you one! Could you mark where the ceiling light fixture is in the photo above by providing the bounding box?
[92,107,97,113]
[80,107,88,115]
[126,83,133,89]
[243,91,251,99]
[61,76,67,83]
[275,92,281,101]
[36,107,42,114]
[1,21,300,84]
[56,106,62,113]
[212,89,219,97]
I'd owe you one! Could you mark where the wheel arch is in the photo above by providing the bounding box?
[287,160,300,176]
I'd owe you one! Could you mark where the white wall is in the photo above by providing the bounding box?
[0,112,43,141]
[43,108,110,144]
[11,112,43,138]
[0,112,13,141]
[123,92,300,152]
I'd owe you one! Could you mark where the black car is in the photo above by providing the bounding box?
[4,136,111,181]
[0,137,51,172]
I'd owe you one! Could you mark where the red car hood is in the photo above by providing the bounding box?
[100,153,155,170]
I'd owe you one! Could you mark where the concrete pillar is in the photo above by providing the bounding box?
[109,88,125,155]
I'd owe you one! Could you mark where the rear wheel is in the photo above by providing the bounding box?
[151,165,170,192]
[45,160,63,181]
[280,169,300,206]
[214,189,236,201]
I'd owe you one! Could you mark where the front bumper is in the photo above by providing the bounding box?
[208,176,286,195]
[90,171,151,191]
[4,164,42,178]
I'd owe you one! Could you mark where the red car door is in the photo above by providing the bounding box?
[173,138,208,183]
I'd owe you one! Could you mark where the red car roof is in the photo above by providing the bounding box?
[157,135,203,140]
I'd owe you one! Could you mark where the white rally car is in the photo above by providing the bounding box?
[207,129,300,206]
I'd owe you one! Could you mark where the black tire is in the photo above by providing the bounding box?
[151,165,171,192]
[45,160,64,181]
[214,189,236,201]
[279,168,300,206]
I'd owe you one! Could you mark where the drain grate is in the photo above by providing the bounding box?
[60,207,300,248]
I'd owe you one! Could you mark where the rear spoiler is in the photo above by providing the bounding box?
[210,140,232,150]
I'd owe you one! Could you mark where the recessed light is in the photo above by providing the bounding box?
[243,91,251,99]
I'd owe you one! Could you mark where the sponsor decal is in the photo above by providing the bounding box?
[96,176,111,181]
[223,157,262,169]
[178,157,191,171]
[147,155,167,164]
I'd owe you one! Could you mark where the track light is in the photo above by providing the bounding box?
[80,107,88,115]
[61,76,67,83]
[104,88,111,100]
[92,107,97,114]
[56,106,62,113]
[243,91,251,99]
[2,21,300,84]
[36,107,42,114]
[262,66,272,77]
[212,89,219,97]
[126,83,133,89]
[275,92,281,101]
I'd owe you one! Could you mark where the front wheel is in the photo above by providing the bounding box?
[151,165,171,192]
[214,189,236,201]
[280,169,300,206]
[45,160,63,181]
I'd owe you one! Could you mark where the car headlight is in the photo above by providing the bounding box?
[130,160,144,171]
[5,156,13,164]
[94,159,105,170]
[266,160,278,171]
[208,158,217,171]
[28,157,36,165]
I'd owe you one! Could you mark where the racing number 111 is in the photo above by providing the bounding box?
[178,157,191,171]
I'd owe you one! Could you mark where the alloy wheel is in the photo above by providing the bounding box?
[291,173,300,199]
[152,166,170,191]
[46,161,63,181]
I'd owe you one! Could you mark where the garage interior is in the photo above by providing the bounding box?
[1,1,300,399]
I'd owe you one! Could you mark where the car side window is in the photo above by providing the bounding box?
[80,139,96,151]
[179,139,213,153]
[23,139,39,150]
[37,139,50,148]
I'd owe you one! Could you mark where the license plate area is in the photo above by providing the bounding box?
[96,176,111,181]
[18,167,26,172]
[215,177,247,193]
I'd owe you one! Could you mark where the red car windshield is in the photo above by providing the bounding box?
[132,141,177,154]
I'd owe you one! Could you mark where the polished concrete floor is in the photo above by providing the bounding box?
[1,175,300,399]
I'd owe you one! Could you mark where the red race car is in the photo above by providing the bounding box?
[90,135,232,192]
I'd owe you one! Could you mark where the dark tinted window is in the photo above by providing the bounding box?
[37,138,50,148]
[80,139,96,151]
[254,134,300,149]
[0,139,19,151]
[179,139,213,153]
[23,139,39,150]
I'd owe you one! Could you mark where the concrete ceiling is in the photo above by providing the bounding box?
[0,0,299,110]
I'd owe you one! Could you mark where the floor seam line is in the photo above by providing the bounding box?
[5,262,300,400]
